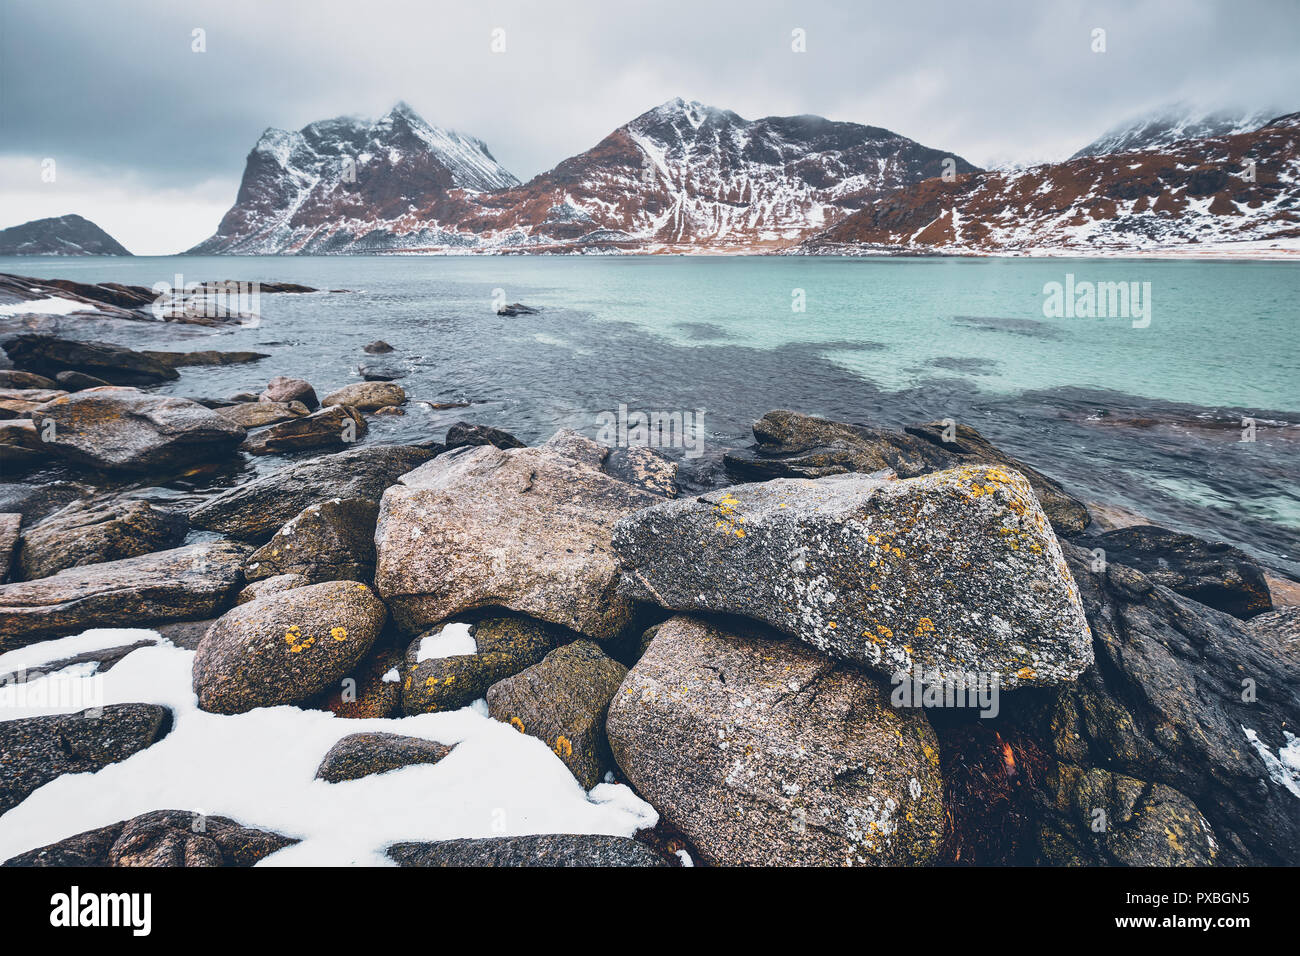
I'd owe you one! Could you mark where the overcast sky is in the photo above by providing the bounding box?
[2,0,1297,254]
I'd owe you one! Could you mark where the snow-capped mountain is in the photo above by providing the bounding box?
[793,112,1300,256]
[191,99,978,254]
[0,214,132,255]
[188,103,520,254]
[1071,104,1275,159]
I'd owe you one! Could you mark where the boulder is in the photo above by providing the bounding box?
[189,443,433,542]
[543,427,608,467]
[375,442,661,639]
[0,370,56,390]
[403,616,559,715]
[322,382,406,412]
[0,705,172,815]
[388,834,665,867]
[54,370,112,390]
[0,386,65,404]
[363,340,394,354]
[0,540,250,650]
[192,580,386,714]
[15,498,187,581]
[235,573,310,605]
[1,334,179,385]
[314,732,452,783]
[1072,525,1272,619]
[3,810,296,866]
[259,375,318,409]
[0,420,48,468]
[0,513,18,581]
[614,467,1092,689]
[604,445,679,497]
[314,645,405,719]
[243,497,378,584]
[495,303,539,317]
[358,361,406,381]
[486,640,627,788]
[141,349,269,369]
[216,400,308,429]
[35,387,246,473]
[724,410,1090,535]
[606,616,946,866]
[241,405,366,455]
[0,481,89,523]
[444,421,525,451]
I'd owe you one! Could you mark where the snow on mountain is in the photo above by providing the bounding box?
[191,98,978,254]
[0,214,132,256]
[1071,104,1275,159]
[794,113,1300,256]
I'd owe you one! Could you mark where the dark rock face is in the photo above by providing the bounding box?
[35,387,246,473]
[363,340,394,354]
[54,370,112,390]
[189,443,433,542]
[387,834,666,867]
[314,645,404,719]
[0,370,57,389]
[1072,525,1273,619]
[315,732,452,783]
[0,540,250,650]
[614,468,1092,690]
[487,640,628,789]
[1012,542,1300,866]
[0,215,132,256]
[192,580,386,714]
[607,616,945,866]
[0,705,172,815]
[443,421,525,451]
[724,411,1090,536]
[0,512,19,581]
[3,810,295,866]
[241,405,366,455]
[402,617,560,715]
[1,335,178,385]
[260,376,318,409]
[604,446,679,498]
[15,498,187,580]
[244,497,379,585]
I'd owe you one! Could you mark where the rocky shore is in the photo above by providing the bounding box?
[0,324,1297,867]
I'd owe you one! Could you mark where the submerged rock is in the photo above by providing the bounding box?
[15,498,187,580]
[243,497,379,584]
[217,400,308,429]
[192,580,386,714]
[606,616,945,866]
[374,441,661,639]
[388,834,665,867]
[315,732,452,783]
[443,421,525,451]
[614,467,1092,689]
[241,405,366,455]
[321,381,406,412]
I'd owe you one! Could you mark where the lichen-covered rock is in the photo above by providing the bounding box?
[606,616,945,866]
[1035,765,1217,866]
[375,442,661,639]
[1072,524,1272,619]
[35,387,246,473]
[217,400,308,429]
[605,445,679,497]
[0,540,250,650]
[487,639,627,788]
[243,498,378,584]
[314,644,404,719]
[724,410,1090,535]
[322,381,406,411]
[241,405,366,455]
[388,834,666,867]
[235,573,310,605]
[189,443,433,542]
[315,732,452,783]
[192,580,386,715]
[3,810,296,866]
[15,498,187,580]
[0,705,172,815]
[614,467,1092,689]
[402,616,560,714]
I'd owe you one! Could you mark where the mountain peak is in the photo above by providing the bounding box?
[0,214,132,256]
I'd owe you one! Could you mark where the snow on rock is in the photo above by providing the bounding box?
[414,621,477,662]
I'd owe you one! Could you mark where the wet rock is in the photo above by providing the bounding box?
[0,540,250,650]
[403,617,559,715]
[375,441,661,639]
[444,421,525,451]
[614,467,1092,689]
[1073,525,1272,619]
[724,410,1090,535]
[373,405,404,416]
[496,303,539,316]
[259,375,318,409]
[358,361,406,381]
[243,498,379,584]
[363,340,394,354]
[607,616,945,866]
[0,704,172,815]
[36,387,246,473]
[315,732,452,783]
[0,420,47,468]
[192,580,386,715]
[189,443,433,542]
[241,405,367,455]
[0,386,65,404]
[235,573,310,605]
[604,445,678,497]
[1,334,179,385]
[0,513,18,581]
[486,639,627,788]
[314,644,404,719]
[0,370,56,389]
[388,834,665,867]
[15,498,187,580]
[0,481,89,523]
[217,400,308,429]
[321,381,406,412]
[3,810,296,866]
[141,349,269,369]
[54,370,112,390]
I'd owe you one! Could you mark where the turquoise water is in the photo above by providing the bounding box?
[3,255,1298,573]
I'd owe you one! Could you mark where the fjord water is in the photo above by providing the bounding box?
[4,254,1298,576]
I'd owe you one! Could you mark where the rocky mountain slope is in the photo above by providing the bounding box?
[0,215,132,256]
[191,99,978,254]
[1071,104,1274,158]
[794,112,1300,255]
